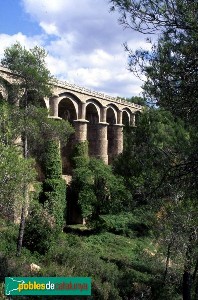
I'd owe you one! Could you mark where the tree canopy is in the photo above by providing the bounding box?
[1,42,53,105]
[110,0,198,34]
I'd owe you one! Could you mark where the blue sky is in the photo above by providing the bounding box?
[0,0,39,35]
[0,0,151,97]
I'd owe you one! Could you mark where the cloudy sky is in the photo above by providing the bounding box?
[0,0,150,97]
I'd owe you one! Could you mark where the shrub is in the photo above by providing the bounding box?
[23,205,55,254]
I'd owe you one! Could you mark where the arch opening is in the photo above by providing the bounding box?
[58,98,77,124]
[122,110,130,126]
[107,107,116,164]
[86,103,99,156]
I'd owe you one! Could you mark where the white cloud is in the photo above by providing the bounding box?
[0,32,45,59]
[0,0,152,97]
[39,22,59,36]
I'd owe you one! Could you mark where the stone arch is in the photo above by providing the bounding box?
[86,102,100,157]
[58,94,79,124]
[122,108,131,126]
[86,99,102,122]
[58,98,77,123]
[106,104,118,124]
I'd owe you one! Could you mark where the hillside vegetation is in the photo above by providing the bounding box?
[1,3,198,296]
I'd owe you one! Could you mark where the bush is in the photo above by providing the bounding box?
[23,205,55,254]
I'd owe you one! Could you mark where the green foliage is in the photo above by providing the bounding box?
[44,232,157,299]
[44,233,121,299]
[0,143,36,219]
[1,43,73,256]
[110,3,198,296]
[0,99,22,145]
[46,117,74,146]
[130,96,147,106]
[114,108,189,204]
[16,105,73,163]
[41,139,66,229]
[1,42,53,104]
[72,141,89,168]
[42,178,66,229]
[98,213,150,237]
[0,215,180,300]
[142,30,198,127]
[1,43,56,256]
[43,140,62,179]
[117,95,147,106]
[0,218,18,255]
[73,140,89,157]
[71,157,132,227]
[23,203,55,254]
[110,0,198,34]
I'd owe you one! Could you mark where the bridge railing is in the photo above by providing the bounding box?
[0,66,142,110]
[54,79,142,110]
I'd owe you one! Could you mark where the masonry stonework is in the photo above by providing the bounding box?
[0,66,142,168]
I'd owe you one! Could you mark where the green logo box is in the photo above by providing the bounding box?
[5,277,91,296]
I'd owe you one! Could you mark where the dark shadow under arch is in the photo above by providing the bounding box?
[86,103,99,157]
[122,110,130,126]
[58,98,77,124]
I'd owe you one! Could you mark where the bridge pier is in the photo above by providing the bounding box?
[73,119,88,142]
[113,124,123,156]
[97,122,108,164]
[49,96,59,117]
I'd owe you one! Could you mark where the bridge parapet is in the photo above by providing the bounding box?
[54,79,142,111]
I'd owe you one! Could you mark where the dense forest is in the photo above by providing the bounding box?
[1,1,198,299]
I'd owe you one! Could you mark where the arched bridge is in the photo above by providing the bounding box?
[0,66,142,166]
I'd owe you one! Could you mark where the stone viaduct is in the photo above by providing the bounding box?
[0,66,142,169]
